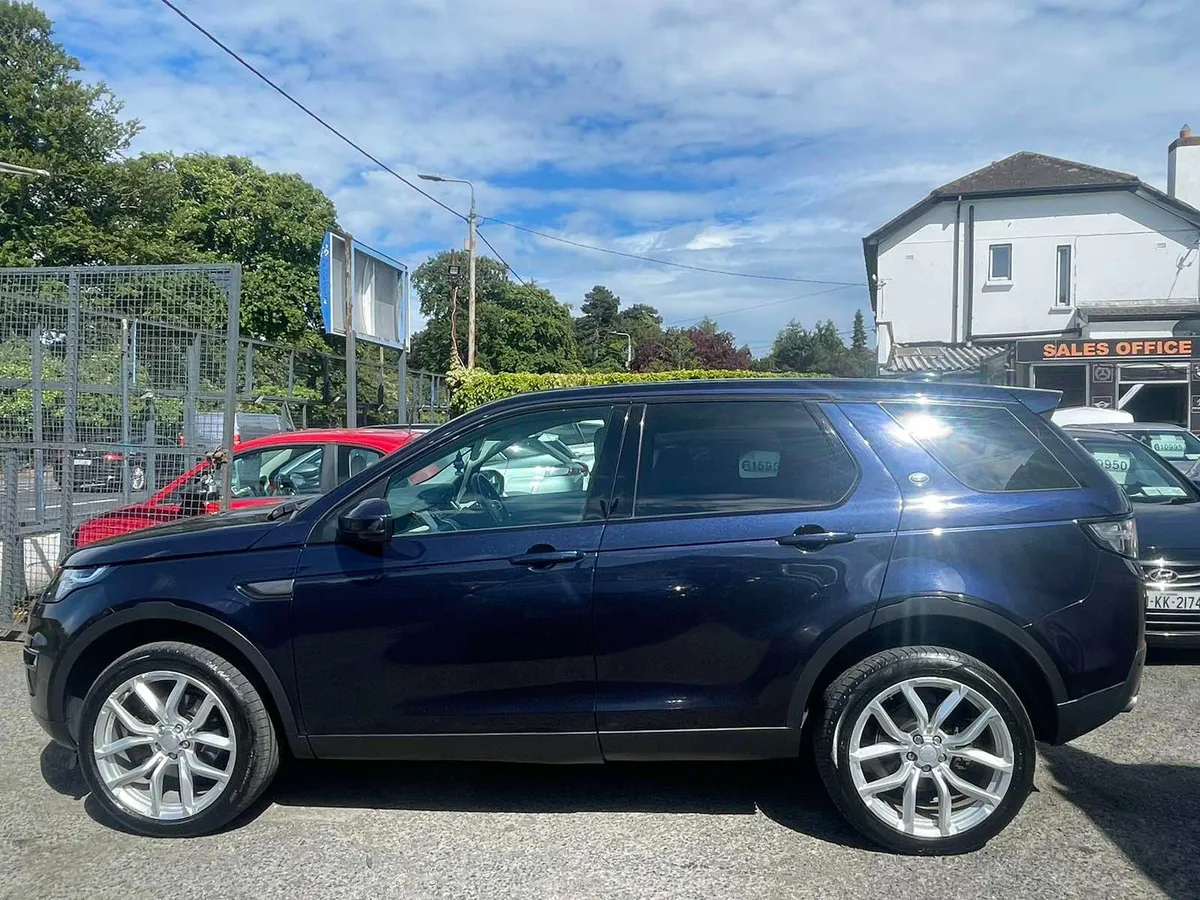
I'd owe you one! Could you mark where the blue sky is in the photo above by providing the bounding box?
[40,0,1200,354]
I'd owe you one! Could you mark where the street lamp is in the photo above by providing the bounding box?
[0,161,52,177]
[419,173,478,369]
[610,331,633,370]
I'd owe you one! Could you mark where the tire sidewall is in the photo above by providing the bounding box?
[830,651,1036,855]
[78,646,259,838]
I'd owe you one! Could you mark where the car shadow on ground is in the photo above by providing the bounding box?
[1042,744,1200,900]
[39,741,866,847]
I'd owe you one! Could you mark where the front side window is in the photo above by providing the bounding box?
[381,405,613,535]
[231,445,324,497]
[989,243,1012,281]
[1074,437,1198,503]
[632,401,857,518]
[885,403,1076,492]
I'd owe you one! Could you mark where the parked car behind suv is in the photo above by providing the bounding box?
[1074,421,1200,483]
[72,428,423,549]
[1066,426,1200,646]
[24,380,1144,854]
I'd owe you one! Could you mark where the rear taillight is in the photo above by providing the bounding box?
[102,452,123,462]
[1083,517,1139,559]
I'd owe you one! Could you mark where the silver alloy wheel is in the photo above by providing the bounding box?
[130,465,146,492]
[846,676,1014,838]
[92,670,238,821]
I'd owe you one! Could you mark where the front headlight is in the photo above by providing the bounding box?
[45,565,111,603]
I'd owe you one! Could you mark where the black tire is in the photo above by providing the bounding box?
[77,641,279,837]
[814,646,1036,855]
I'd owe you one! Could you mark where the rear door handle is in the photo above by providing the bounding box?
[776,529,856,551]
[509,549,586,568]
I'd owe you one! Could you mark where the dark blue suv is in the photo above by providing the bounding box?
[23,380,1145,854]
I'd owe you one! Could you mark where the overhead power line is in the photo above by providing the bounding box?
[156,0,465,223]
[158,0,869,289]
[483,217,865,286]
[475,228,528,286]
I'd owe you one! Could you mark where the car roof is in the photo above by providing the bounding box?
[472,378,1063,416]
[1062,426,1142,443]
[236,427,420,451]
[1108,422,1190,432]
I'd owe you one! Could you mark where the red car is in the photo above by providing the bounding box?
[73,428,423,549]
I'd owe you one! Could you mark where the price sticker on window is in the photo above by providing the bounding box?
[1150,436,1187,457]
[1092,451,1132,484]
[739,450,780,479]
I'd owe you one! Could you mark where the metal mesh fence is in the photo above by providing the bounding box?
[0,263,449,623]
[0,265,240,623]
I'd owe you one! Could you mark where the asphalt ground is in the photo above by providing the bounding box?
[1,641,1197,900]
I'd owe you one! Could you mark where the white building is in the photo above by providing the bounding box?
[864,126,1200,426]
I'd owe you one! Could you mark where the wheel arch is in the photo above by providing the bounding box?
[54,603,312,758]
[789,594,1066,742]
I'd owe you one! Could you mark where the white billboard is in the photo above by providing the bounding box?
[319,232,409,349]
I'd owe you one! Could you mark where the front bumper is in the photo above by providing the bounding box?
[1051,644,1145,744]
[23,632,76,750]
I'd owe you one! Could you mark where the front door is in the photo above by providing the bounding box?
[592,399,902,759]
[292,404,623,762]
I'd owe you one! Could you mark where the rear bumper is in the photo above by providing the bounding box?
[1146,628,1200,647]
[1050,645,1145,744]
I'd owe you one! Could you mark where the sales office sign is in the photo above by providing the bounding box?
[1015,337,1199,362]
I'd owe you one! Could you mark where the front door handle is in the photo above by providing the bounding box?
[776,528,856,551]
[509,548,586,568]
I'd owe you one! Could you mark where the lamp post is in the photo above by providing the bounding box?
[419,174,477,368]
[610,331,633,369]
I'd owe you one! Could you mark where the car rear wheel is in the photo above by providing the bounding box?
[129,464,146,492]
[815,646,1035,855]
[78,641,279,837]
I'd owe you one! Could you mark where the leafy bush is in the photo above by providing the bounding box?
[448,367,826,414]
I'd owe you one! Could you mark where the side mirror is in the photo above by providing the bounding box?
[338,497,393,544]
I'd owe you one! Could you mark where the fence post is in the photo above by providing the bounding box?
[398,349,408,424]
[0,451,25,622]
[59,272,80,557]
[184,339,199,450]
[120,319,132,504]
[221,266,241,512]
[243,341,254,399]
[31,329,44,525]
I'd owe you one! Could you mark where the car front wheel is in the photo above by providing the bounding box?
[815,646,1036,855]
[77,641,279,837]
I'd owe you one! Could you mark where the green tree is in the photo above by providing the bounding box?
[574,284,625,370]
[851,309,868,351]
[0,0,142,265]
[410,249,580,374]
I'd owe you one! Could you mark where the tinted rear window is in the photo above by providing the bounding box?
[883,403,1077,492]
[633,400,858,517]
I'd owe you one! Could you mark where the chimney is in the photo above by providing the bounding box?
[1168,124,1200,209]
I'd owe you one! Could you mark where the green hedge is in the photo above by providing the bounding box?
[447,367,826,414]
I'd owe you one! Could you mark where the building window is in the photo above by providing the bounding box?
[988,244,1012,281]
[1056,245,1072,307]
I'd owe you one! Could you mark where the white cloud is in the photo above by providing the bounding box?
[34,0,1200,349]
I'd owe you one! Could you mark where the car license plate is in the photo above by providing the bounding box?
[72,459,92,466]
[1147,591,1200,611]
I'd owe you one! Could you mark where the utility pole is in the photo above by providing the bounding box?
[467,191,477,369]
[448,252,462,367]
[341,231,357,427]
[418,173,477,367]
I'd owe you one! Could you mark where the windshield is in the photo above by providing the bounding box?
[1075,436,1200,504]
[1121,428,1200,462]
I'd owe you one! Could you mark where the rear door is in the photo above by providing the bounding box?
[592,398,902,759]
